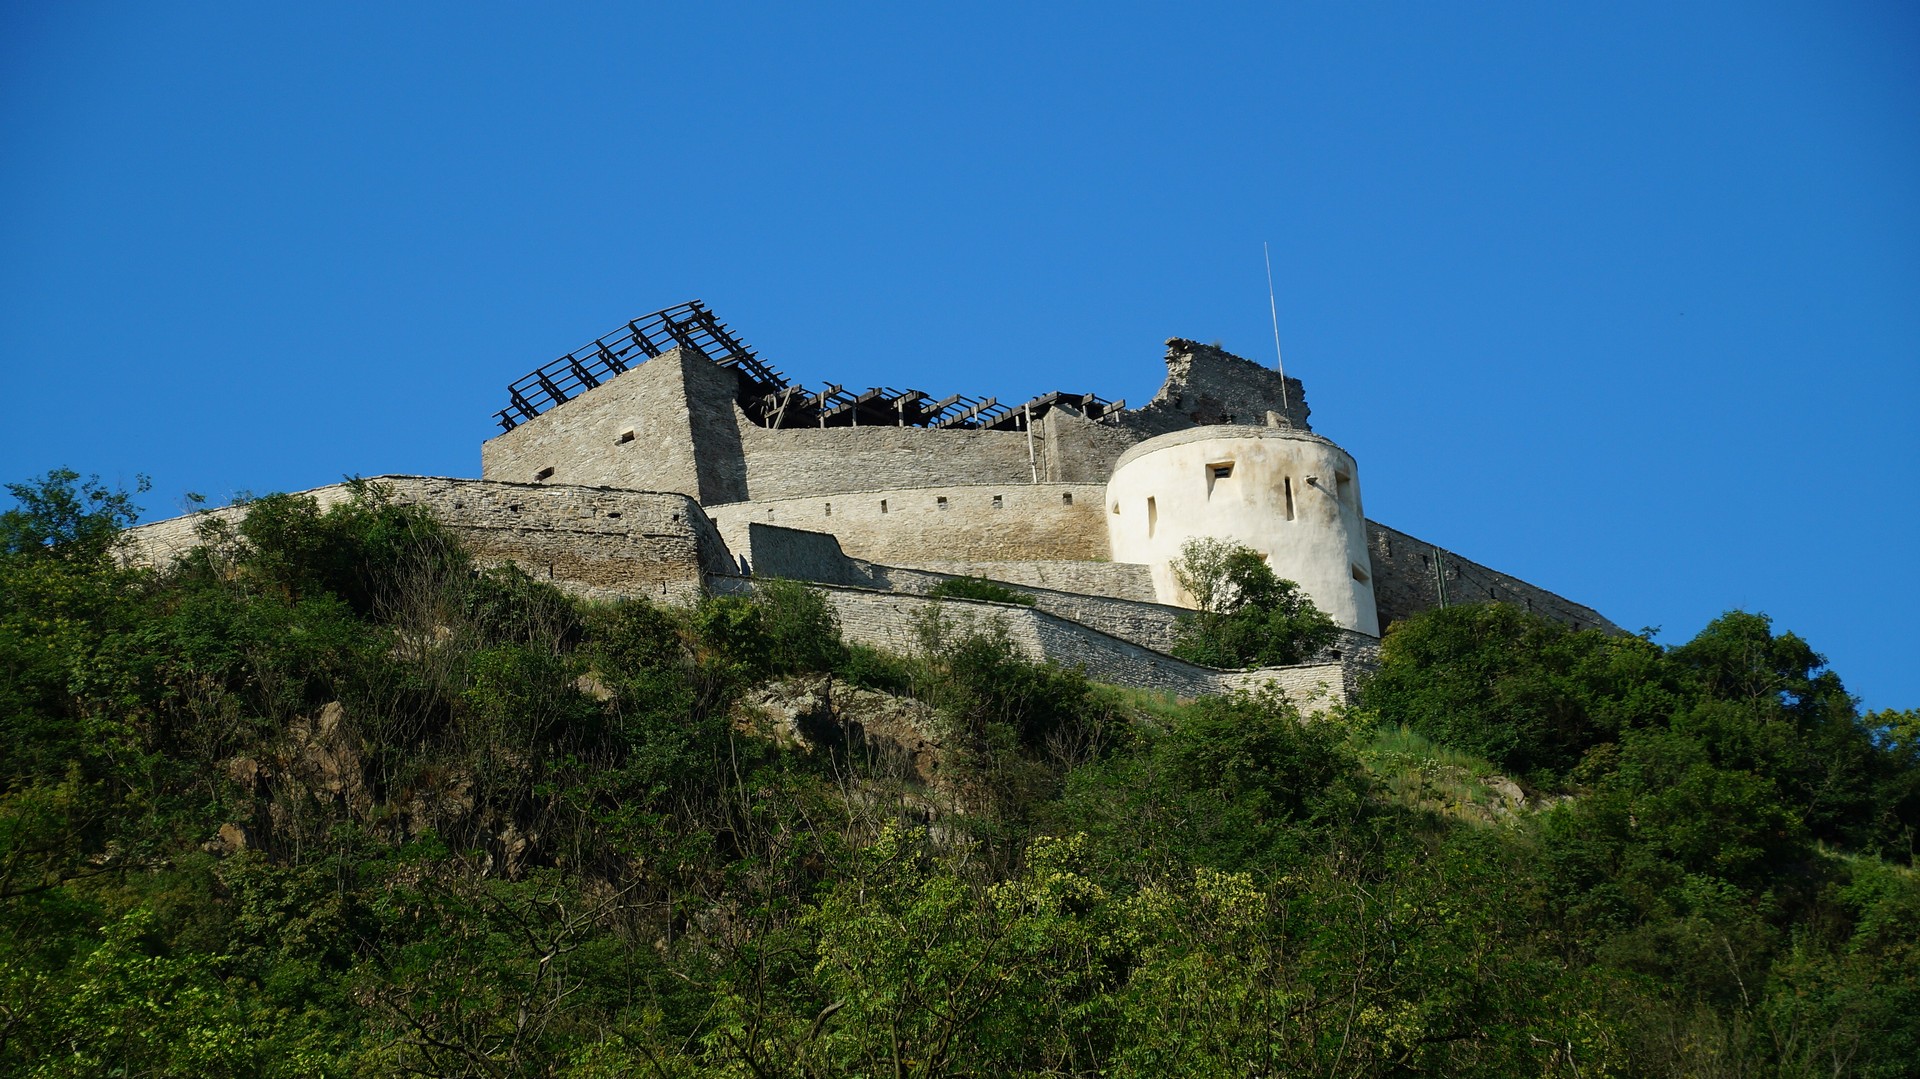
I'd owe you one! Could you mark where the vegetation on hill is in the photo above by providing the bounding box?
[1,469,1916,1076]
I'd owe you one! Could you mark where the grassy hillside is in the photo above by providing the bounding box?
[2,471,1916,1077]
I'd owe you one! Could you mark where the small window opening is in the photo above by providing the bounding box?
[880,499,888,514]
[533,466,555,482]
[1335,470,1355,511]
[1206,460,1234,498]
[1351,563,1370,584]
[507,504,522,513]
[1110,500,1120,514]
[1283,476,1296,520]
[1146,496,1157,538]
[616,430,636,445]
[824,502,832,516]
[937,496,949,511]
[1062,492,1073,506]
[991,494,1003,509]
[606,511,622,519]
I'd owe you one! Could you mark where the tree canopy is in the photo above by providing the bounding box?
[0,468,1915,1076]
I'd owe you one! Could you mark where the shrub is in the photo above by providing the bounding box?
[756,578,849,675]
[927,575,1036,606]
[1167,538,1337,667]
[1363,602,1670,782]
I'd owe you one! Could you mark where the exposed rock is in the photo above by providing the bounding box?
[203,821,252,854]
[1485,775,1527,811]
[283,700,371,815]
[736,676,942,785]
[224,755,266,793]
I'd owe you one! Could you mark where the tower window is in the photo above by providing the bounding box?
[1062,492,1073,506]
[937,497,949,511]
[1147,496,1157,538]
[991,495,1003,509]
[1283,476,1295,520]
[1351,563,1371,583]
[533,466,555,482]
[1206,461,1234,498]
[824,503,832,516]
[616,429,636,445]
[880,499,888,514]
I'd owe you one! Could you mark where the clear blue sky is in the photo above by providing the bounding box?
[3,3,1915,709]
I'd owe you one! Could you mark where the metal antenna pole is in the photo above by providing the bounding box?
[1025,403,1038,483]
[1265,241,1289,409]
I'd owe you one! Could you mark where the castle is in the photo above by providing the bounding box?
[130,301,1618,710]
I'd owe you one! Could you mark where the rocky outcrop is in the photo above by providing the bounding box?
[735,676,942,787]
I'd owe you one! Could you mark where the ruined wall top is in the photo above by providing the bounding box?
[1113,339,1310,438]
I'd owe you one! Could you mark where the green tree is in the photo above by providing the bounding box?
[1167,538,1338,668]
[1364,602,1674,782]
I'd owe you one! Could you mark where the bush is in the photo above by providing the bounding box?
[1167,538,1338,667]
[757,578,849,674]
[1364,603,1672,781]
[927,575,1036,605]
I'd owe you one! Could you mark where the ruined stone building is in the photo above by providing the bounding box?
[130,301,1618,710]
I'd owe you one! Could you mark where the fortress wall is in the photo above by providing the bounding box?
[1365,520,1622,634]
[482,348,1151,503]
[737,524,1380,680]
[481,350,723,498]
[712,576,1348,712]
[882,559,1158,602]
[709,483,1110,566]
[124,476,730,605]
[1118,340,1311,437]
[744,522,1182,651]
[729,406,1143,499]
[480,340,1327,511]
[736,424,1040,497]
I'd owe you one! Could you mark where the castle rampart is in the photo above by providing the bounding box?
[708,575,1352,711]
[481,340,1308,503]
[707,482,1111,568]
[123,476,733,604]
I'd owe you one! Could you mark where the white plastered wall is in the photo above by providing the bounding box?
[1105,426,1379,636]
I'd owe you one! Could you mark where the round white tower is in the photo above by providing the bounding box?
[1105,426,1379,636]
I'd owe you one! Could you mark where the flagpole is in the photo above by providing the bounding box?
[1265,241,1289,410]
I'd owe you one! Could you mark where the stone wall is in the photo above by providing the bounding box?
[885,559,1158,602]
[480,340,1313,506]
[738,523,1384,678]
[481,351,715,500]
[1365,520,1622,634]
[123,476,731,605]
[710,483,1110,566]
[1117,339,1311,437]
[712,576,1349,712]
[745,522,1182,649]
